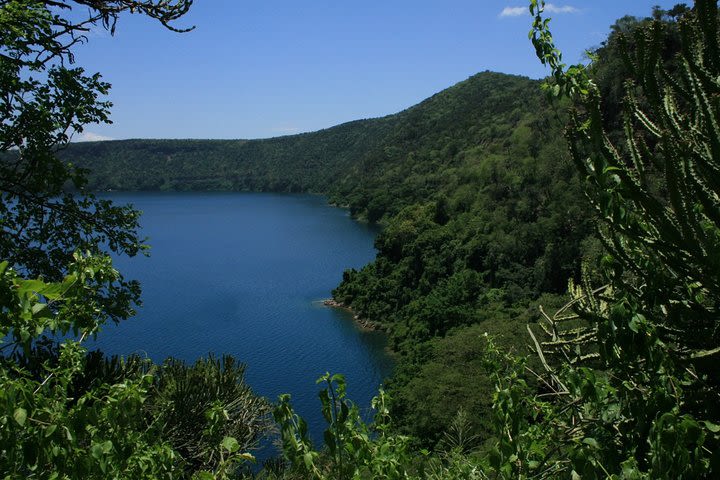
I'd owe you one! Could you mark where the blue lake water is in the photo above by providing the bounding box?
[89,192,394,453]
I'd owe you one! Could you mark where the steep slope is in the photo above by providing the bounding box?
[324,73,593,444]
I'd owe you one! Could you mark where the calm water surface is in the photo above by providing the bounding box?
[90,192,394,448]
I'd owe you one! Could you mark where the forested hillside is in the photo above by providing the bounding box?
[271,3,720,477]
[68,69,595,445]
[67,116,391,193]
[68,71,565,221]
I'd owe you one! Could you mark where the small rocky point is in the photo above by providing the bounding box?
[323,299,384,331]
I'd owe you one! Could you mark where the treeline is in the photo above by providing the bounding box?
[66,116,392,193]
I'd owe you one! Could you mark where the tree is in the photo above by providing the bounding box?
[479,1,720,477]
[1,2,270,478]
[0,0,193,324]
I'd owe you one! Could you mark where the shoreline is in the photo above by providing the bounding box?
[322,299,385,332]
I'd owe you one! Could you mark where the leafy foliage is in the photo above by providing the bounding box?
[12,1,719,478]
[470,0,720,477]
[266,2,720,477]
[0,257,179,478]
[271,373,487,480]
[0,0,191,321]
[148,355,272,473]
[0,2,271,478]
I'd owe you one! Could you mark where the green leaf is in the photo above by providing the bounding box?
[40,282,68,300]
[193,471,215,480]
[237,453,255,463]
[221,436,239,453]
[582,437,600,449]
[101,440,113,454]
[303,452,315,470]
[628,314,645,333]
[31,303,47,315]
[17,279,46,295]
[91,443,104,459]
[704,421,720,433]
[13,408,27,426]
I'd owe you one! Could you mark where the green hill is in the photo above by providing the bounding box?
[67,70,593,445]
[68,71,563,218]
[67,116,391,193]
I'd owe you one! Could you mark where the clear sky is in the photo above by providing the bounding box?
[72,0,681,141]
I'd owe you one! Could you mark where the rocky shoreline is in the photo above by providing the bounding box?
[323,299,385,331]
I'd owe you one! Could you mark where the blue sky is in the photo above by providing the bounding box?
[72,0,681,141]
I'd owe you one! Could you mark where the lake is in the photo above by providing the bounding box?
[89,192,394,452]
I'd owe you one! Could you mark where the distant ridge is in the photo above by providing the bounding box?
[66,71,540,220]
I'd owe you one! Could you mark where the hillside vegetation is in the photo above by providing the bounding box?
[68,69,593,445]
[69,71,571,219]
[68,116,389,193]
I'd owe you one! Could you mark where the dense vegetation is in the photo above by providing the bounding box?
[67,71,566,219]
[64,1,720,465]
[66,116,391,193]
[265,2,720,477]
[3,0,719,478]
[0,2,270,478]
[69,58,594,447]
